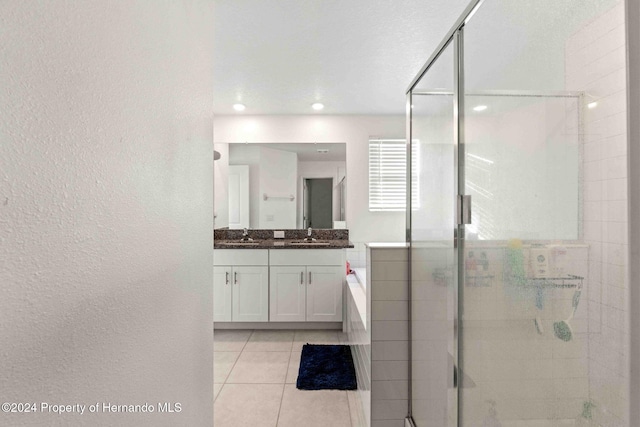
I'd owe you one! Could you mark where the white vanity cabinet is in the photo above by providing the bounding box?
[269,250,344,322]
[305,266,344,321]
[213,266,232,322]
[269,266,306,321]
[214,250,269,322]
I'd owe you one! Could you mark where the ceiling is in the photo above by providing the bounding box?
[213,0,469,115]
[213,0,618,116]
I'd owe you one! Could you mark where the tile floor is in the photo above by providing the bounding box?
[213,329,364,427]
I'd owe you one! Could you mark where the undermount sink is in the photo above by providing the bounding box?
[217,241,260,246]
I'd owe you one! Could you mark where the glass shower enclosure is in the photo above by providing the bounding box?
[407,0,629,426]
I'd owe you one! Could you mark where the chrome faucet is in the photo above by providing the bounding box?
[241,228,253,241]
[305,227,316,242]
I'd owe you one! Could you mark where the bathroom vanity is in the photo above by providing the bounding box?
[213,229,353,328]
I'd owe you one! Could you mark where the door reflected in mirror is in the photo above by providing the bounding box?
[214,143,346,230]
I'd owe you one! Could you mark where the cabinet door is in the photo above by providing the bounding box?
[306,266,343,322]
[214,266,232,322]
[232,266,269,322]
[270,266,306,322]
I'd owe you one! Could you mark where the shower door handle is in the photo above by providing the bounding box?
[457,195,472,225]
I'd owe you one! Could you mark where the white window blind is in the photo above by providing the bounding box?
[369,139,419,212]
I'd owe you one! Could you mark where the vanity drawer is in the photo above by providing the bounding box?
[269,249,344,266]
[214,249,269,266]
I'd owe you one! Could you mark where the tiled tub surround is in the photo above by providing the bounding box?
[214,228,353,249]
[345,243,410,427]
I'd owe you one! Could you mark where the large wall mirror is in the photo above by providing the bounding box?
[214,143,346,230]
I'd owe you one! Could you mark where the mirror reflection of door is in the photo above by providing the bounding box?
[303,180,310,228]
[228,165,249,229]
[303,178,333,229]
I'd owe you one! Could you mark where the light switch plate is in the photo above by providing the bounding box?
[274,230,284,239]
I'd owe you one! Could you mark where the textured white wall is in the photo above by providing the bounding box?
[0,2,213,426]
[213,115,407,244]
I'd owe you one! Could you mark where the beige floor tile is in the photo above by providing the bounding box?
[337,331,349,345]
[214,351,240,383]
[277,384,351,427]
[214,329,252,352]
[214,383,223,401]
[347,389,367,427]
[227,351,290,384]
[214,384,283,427]
[292,330,341,352]
[286,351,301,384]
[244,330,294,352]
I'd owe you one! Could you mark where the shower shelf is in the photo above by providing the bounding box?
[514,274,584,289]
[432,269,495,286]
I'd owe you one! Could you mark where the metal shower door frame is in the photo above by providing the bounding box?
[405,1,483,426]
[405,1,586,426]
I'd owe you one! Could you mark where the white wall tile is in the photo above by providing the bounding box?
[371,321,408,341]
[371,301,409,321]
[371,361,409,381]
[372,341,409,361]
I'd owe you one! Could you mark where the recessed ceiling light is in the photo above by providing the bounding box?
[233,103,246,112]
[587,101,598,109]
[312,103,324,111]
[473,105,488,112]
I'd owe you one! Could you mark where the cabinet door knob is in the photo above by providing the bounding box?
[300,271,304,285]
[225,271,229,285]
[234,271,238,284]
[308,271,312,284]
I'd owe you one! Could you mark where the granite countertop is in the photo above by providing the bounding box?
[213,228,353,249]
[214,239,354,249]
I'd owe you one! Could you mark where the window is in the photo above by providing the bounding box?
[368,139,419,212]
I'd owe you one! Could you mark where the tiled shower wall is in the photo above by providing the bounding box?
[566,2,629,424]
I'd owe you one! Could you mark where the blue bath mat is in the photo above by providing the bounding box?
[296,344,357,390]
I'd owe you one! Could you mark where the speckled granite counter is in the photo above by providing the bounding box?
[214,239,354,249]
[213,229,354,249]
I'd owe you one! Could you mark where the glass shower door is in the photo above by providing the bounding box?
[408,40,457,427]
[459,2,592,425]
[408,1,629,426]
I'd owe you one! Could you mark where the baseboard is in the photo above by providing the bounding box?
[214,321,343,330]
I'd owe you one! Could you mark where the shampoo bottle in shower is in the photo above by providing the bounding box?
[506,239,526,286]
